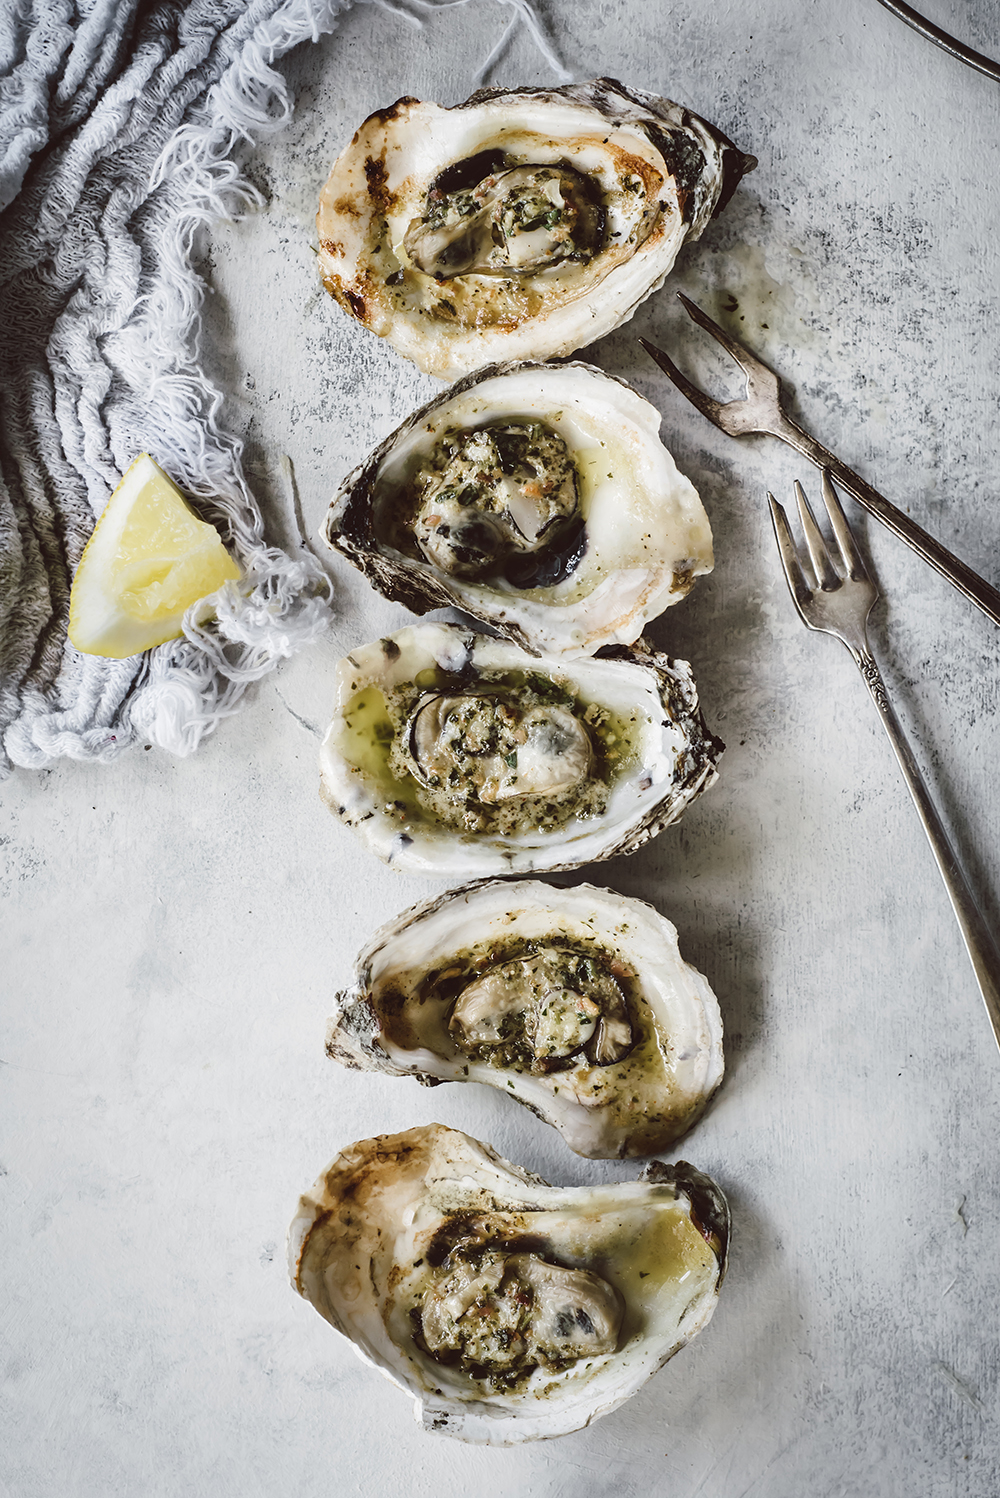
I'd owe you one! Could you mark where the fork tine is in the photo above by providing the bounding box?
[819,469,872,583]
[637,337,729,426]
[642,296,785,439]
[676,292,778,383]
[767,493,815,617]
[794,480,841,590]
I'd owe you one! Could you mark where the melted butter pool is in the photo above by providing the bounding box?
[337,687,425,824]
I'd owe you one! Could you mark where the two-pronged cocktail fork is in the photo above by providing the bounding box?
[769,471,1000,1052]
[640,296,1000,629]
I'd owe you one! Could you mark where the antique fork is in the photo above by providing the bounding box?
[639,296,1000,629]
[769,471,1000,1053]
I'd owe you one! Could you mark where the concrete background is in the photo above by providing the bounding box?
[4,1,1000,1493]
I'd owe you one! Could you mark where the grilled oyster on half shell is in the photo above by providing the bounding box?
[323,360,713,658]
[288,1123,729,1443]
[316,78,755,380]
[327,880,724,1158]
[319,621,723,878]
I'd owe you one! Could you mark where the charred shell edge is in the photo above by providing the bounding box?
[323,358,648,656]
[451,78,756,225]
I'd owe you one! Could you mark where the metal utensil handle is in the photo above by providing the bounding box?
[776,414,1000,629]
[851,643,1000,1051]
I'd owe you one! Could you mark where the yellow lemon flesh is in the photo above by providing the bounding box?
[68,454,242,659]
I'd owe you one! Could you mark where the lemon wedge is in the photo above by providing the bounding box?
[68,454,242,659]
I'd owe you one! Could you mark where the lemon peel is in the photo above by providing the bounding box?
[68,454,242,659]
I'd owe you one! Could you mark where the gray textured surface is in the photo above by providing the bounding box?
[4,0,1000,1493]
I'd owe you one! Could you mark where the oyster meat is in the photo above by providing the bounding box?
[319,621,723,878]
[328,880,724,1158]
[288,1123,729,1443]
[316,78,755,380]
[324,360,713,658]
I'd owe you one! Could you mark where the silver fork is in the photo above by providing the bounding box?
[640,295,1000,630]
[769,471,1000,1053]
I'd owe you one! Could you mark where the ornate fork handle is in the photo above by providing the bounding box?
[847,640,1000,1048]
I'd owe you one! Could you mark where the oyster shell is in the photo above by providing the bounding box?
[319,621,723,878]
[323,360,713,658]
[288,1123,729,1443]
[327,880,724,1158]
[316,78,755,380]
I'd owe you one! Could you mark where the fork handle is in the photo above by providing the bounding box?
[850,643,1000,1052]
[776,415,1000,629]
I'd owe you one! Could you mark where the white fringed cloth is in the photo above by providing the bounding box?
[0,0,566,774]
[0,0,344,772]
